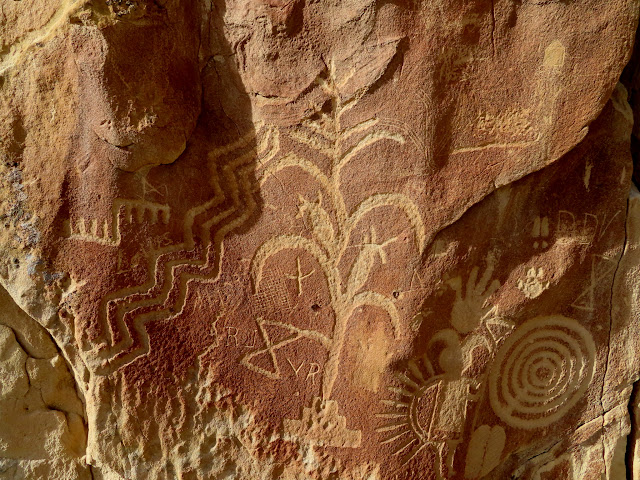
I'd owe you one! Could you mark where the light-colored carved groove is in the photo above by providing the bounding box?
[388,386,414,398]
[395,372,422,390]
[450,135,541,155]
[400,442,427,465]
[376,413,408,419]
[335,130,404,172]
[339,118,379,139]
[380,430,412,445]
[379,117,429,164]
[287,129,334,157]
[65,200,170,247]
[350,291,400,335]
[393,438,418,456]
[408,360,426,383]
[258,153,333,202]
[86,134,263,373]
[381,399,410,409]
[344,193,427,255]
[376,422,410,433]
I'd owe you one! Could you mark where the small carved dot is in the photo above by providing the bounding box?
[311,303,321,311]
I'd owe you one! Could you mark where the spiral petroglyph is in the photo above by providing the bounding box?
[489,316,596,430]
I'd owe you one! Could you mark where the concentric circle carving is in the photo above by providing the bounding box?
[489,315,595,429]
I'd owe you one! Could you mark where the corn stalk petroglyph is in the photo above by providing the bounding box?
[245,59,426,445]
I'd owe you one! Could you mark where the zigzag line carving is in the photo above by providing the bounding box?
[86,132,274,374]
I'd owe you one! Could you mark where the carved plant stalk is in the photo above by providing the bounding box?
[252,63,425,402]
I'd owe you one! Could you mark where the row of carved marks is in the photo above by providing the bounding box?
[73,133,273,374]
[528,210,621,250]
[377,262,597,479]
[246,60,426,449]
[64,199,170,247]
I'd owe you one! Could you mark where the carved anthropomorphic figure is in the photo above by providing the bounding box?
[0,0,639,479]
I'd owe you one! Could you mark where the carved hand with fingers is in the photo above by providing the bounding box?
[447,264,500,334]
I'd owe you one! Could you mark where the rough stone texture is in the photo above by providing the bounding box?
[0,286,89,479]
[1,1,640,479]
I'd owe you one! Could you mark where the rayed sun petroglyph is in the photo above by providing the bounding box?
[376,264,511,477]
[377,260,597,478]
[245,59,426,448]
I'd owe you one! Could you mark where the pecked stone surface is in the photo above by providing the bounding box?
[1,0,640,479]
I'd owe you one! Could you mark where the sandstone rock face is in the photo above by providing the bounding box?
[1,1,640,479]
[0,286,89,479]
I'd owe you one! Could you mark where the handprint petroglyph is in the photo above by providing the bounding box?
[378,262,509,476]
[447,264,500,335]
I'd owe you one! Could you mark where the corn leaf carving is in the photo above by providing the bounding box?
[248,45,424,403]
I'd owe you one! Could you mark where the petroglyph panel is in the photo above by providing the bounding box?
[0,0,639,479]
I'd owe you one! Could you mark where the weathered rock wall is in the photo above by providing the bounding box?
[1,1,640,479]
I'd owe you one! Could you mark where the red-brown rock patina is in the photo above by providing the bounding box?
[0,0,639,478]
